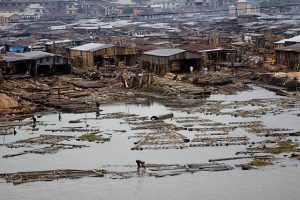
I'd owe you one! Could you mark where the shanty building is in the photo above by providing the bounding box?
[179,44,235,66]
[275,35,300,49]
[0,12,20,23]
[70,43,136,68]
[140,48,202,75]
[1,51,72,76]
[276,43,300,71]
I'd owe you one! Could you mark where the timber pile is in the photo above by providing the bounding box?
[190,136,249,147]
[245,139,299,155]
[99,112,138,120]
[189,77,233,87]
[2,135,89,158]
[110,163,234,179]
[131,129,189,150]
[0,75,138,114]
[70,80,103,88]
[188,126,237,132]
[3,144,88,158]
[130,120,185,131]
[176,118,211,124]
[230,121,294,136]
[45,128,100,132]
[8,135,74,145]
[187,98,300,118]
[76,133,111,143]
[0,163,233,184]
[153,76,212,97]
[0,169,104,185]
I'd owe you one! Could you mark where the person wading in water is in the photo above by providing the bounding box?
[136,160,146,172]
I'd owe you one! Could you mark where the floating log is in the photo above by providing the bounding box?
[45,128,99,132]
[151,113,174,120]
[69,119,82,123]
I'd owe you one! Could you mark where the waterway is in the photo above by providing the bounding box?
[0,85,300,200]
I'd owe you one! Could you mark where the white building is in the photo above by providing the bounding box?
[18,3,48,20]
[150,0,193,11]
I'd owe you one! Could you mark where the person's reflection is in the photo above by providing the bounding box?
[96,110,100,119]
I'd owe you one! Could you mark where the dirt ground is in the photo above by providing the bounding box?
[0,93,18,110]
[274,72,300,82]
[0,93,36,116]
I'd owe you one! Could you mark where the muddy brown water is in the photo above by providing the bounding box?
[0,85,300,200]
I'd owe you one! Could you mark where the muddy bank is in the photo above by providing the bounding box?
[253,73,300,91]
[0,93,36,117]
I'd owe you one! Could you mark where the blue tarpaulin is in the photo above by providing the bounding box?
[8,45,26,53]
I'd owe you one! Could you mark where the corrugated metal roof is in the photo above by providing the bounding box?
[45,39,72,45]
[275,35,300,44]
[143,49,186,57]
[276,43,300,53]
[71,43,114,52]
[2,51,56,62]
[22,51,55,59]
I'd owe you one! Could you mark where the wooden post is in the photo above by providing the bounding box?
[34,62,37,76]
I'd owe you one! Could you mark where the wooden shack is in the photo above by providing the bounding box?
[140,48,202,75]
[1,51,72,75]
[45,39,80,57]
[70,43,136,68]
[179,44,233,67]
[276,43,300,71]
